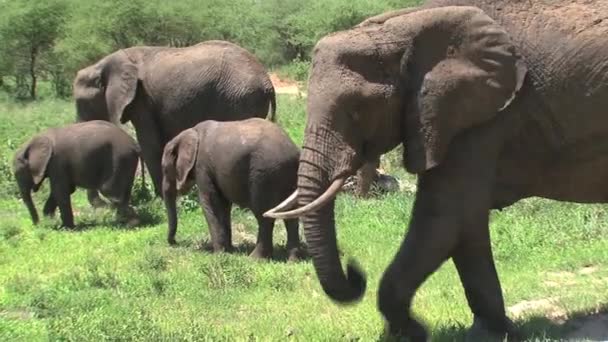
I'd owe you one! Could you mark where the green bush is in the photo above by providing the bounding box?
[0,0,423,100]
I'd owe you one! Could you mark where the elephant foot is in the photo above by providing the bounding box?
[382,317,428,342]
[466,316,520,342]
[168,238,177,246]
[286,245,305,263]
[249,244,273,260]
[61,221,76,230]
[212,244,234,254]
[116,208,140,227]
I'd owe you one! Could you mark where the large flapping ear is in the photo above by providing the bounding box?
[26,136,53,186]
[175,130,199,192]
[105,50,139,124]
[163,130,199,194]
[398,6,527,173]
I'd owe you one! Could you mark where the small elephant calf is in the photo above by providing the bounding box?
[13,120,140,228]
[162,118,301,261]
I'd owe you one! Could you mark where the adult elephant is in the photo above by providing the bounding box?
[73,40,276,197]
[266,1,608,340]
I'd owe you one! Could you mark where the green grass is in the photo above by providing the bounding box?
[1,95,607,341]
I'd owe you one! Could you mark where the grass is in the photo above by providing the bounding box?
[0,94,607,341]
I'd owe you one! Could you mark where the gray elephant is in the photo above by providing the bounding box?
[73,40,277,201]
[162,118,301,261]
[266,1,608,340]
[13,121,140,228]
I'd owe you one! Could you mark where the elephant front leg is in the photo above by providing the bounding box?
[377,200,461,341]
[50,179,75,228]
[284,218,302,262]
[250,216,275,260]
[198,185,233,253]
[43,194,57,217]
[379,122,507,340]
[131,113,164,196]
[453,225,518,341]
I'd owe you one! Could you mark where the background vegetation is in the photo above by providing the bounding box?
[1,0,607,340]
[0,0,418,100]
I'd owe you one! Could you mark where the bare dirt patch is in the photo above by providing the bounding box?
[508,298,567,322]
[270,73,303,96]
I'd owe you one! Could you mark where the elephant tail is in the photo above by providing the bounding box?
[267,87,277,122]
[139,156,146,190]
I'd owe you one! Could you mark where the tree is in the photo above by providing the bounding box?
[0,1,67,99]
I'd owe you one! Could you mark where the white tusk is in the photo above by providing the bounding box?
[263,178,345,219]
[265,190,299,215]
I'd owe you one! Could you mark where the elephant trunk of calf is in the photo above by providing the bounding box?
[162,157,179,245]
[19,183,38,225]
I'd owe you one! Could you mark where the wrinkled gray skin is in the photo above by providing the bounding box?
[278,1,608,340]
[13,121,140,228]
[162,118,301,261]
[73,40,277,201]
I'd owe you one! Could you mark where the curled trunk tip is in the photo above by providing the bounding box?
[323,260,367,303]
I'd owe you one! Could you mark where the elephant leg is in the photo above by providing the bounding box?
[284,218,301,262]
[356,158,380,197]
[87,189,108,208]
[50,178,75,228]
[250,215,274,260]
[378,120,506,341]
[377,204,460,341]
[198,183,233,253]
[101,156,139,226]
[131,113,164,196]
[453,227,518,341]
[42,194,57,217]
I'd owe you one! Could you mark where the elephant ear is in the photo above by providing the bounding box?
[105,50,139,124]
[401,6,527,173]
[26,136,53,186]
[175,130,199,191]
[163,130,199,193]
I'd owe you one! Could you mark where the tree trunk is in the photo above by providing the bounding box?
[29,46,38,100]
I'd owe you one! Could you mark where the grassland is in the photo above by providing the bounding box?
[1,94,607,341]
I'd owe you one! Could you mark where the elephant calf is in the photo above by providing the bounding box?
[13,120,140,228]
[162,118,301,261]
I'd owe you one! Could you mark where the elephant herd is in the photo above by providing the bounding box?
[12,0,608,340]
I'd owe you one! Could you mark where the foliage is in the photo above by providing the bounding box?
[0,1,68,99]
[0,0,422,100]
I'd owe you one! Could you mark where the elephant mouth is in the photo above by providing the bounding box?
[263,177,346,219]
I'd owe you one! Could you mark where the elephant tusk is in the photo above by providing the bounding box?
[265,190,299,216]
[263,178,345,219]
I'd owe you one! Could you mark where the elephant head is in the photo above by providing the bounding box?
[266,6,527,303]
[13,136,53,225]
[73,50,139,124]
[161,129,199,244]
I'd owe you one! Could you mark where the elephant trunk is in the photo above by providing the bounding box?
[296,133,366,303]
[19,183,39,225]
[162,158,178,245]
